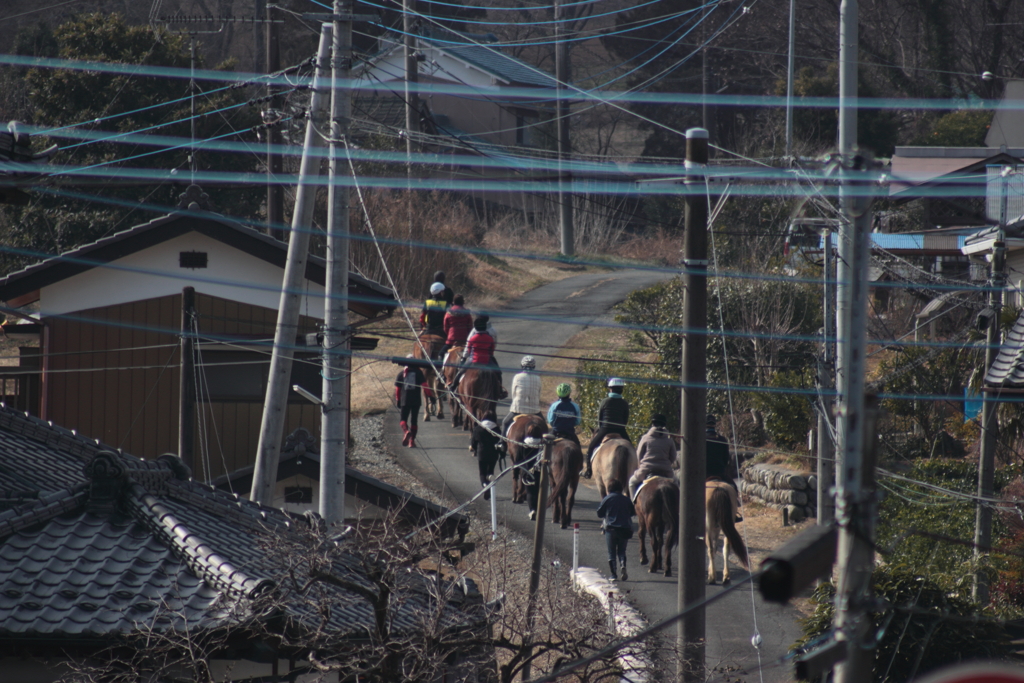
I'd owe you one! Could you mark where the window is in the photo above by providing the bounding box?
[179,251,208,269]
[516,113,538,147]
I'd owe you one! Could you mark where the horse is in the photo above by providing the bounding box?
[706,481,749,585]
[412,332,445,421]
[547,438,583,529]
[456,367,501,432]
[634,476,679,577]
[506,414,547,511]
[442,347,464,428]
[591,436,638,498]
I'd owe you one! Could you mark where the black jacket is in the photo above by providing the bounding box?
[598,395,630,433]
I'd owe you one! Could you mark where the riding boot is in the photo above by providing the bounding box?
[619,561,628,581]
[407,425,418,448]
[400,421,410,447]
[582,457,592,479]
[608,561,618,580]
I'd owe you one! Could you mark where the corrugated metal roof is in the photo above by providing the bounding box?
[420,30,557,89]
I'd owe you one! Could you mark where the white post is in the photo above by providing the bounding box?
[490,488,498,541]
[573,522,580,573]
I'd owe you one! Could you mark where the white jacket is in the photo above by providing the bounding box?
[509,371,542,414]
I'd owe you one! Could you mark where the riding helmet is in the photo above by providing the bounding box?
[607,377,625,389]
[429,282,445,296]
[556,383,571,398]
[521,355,536,369]
[651,413,667,427]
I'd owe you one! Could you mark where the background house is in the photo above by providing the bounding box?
[0,207,396,482]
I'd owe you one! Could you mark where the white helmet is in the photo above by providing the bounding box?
[429,282,445,296]
[607,377,625,389]
[481,420,498,431]
[521,355,536,369]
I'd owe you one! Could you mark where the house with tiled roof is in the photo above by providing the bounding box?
[0,403,489,682]
[0,200,397,488]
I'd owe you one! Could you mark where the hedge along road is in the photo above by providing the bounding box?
[386,268,802,682]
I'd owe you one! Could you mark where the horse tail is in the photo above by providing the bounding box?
[547,443,569,508]
[613,444,630,487]
[712,488,748,569]
[661,483,678,552]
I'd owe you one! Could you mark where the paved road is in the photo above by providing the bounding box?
[387,269,801,682]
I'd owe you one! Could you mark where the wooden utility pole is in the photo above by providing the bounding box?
[818,229,835,525]
[975,237,1005,602]
[521,435,554,683]
[252,24,333,507]
[178,286,196,474]
[320,0,353,525]
[785,0,796,158]
[404,0,419,159]
[555,0,574,256]
[266,1,284,239]
[678,128,708,683]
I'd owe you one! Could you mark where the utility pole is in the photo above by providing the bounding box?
[266,2,284,239]
[521,435,554,682]
[678,127,708,683]
[252,24,333,507]
[404,0,419,264]
[555,0,574,256]
[818,229,834,525]
[321,0,353,525]
[178,286,197,475]
[974,235,1005,602]
[785,0,796,158]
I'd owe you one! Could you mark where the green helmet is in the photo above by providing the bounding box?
[556,383,572,398]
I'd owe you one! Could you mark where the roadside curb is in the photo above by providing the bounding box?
[571,567,651,683]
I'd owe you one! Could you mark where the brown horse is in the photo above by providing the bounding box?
[506,414,547,508]
[591,436,638,498]
[547,437,583,529]
[412,333,444,421]
[456,367,501,432]
[634,476,679,577]
[442,347,464,428]
[706,481,748,585]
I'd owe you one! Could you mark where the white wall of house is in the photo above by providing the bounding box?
[39,232,327,318]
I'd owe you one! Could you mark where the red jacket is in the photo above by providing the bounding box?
[466,331,495,364]
[444,305,473,345]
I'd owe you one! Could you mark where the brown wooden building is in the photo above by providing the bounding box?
[0,210,396,481]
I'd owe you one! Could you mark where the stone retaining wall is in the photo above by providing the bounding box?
[739,462,817,522]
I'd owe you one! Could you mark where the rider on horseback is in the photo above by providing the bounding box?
[454,317,498,393]
[441,294,472,357]
[419,283,448,355]
[432,270,455,308]
[499,356,542,450]
[706,414,742,522]
[582,377,631,478]
[547,382,581,446]
[628,413,677,501]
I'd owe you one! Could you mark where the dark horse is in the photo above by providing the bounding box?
[506,414,547,511]
[547,437,583,529]
[635,476,679,577]
[412,333,445,421]
[456,367,501,432]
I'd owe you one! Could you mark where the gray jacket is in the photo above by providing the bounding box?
[635,426,677,474]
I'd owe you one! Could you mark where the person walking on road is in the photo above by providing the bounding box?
[500,356,542,447]
[583,377,631,478]
[628,413,678,500]
[597,479,634,580]
[546,382,581,446]
[706,414,742,521]
[395,355,433,447]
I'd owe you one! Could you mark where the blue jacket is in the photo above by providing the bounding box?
[596,491,634,530]
[547,397,581,434]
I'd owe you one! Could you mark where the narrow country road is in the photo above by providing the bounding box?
[387,268,802,682]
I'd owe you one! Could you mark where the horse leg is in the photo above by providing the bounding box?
[721,532,732,585]
[651,524,662,573]
[638,520,649,566]
[435,379,444,419]
[564,478,577,528]
[707,527,718,585]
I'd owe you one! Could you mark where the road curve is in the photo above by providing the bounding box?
[386,268,802,682]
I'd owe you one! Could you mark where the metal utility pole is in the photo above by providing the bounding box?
[178,287,197,474]
[555,0,574,256]
[266,1,284,239]
[404,0,419,159]
[521,435,554,682]
[252,24,333,507]
[321,0,353,525]
[818,229,835,525]
[678,127,708,683]
[785,0,796,158]
[974,236,1005,603]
